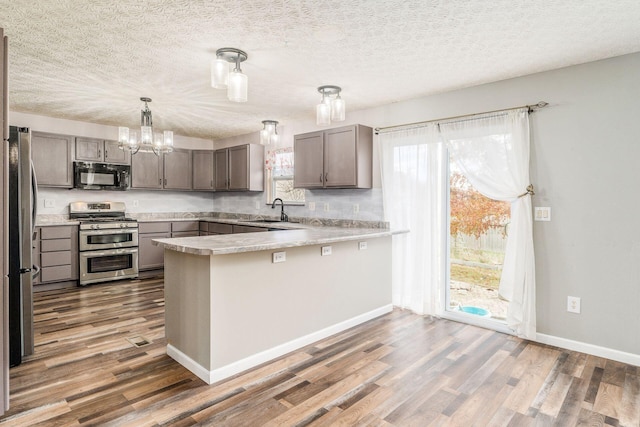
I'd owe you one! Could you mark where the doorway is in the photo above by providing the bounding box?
[445,154,510,326]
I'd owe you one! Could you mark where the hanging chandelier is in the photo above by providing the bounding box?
[118,97,174,156]
[211,47,248,103]
[316,85,345,126]
[260,120,279,145]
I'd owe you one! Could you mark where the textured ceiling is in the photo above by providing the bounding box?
[1,0,640,141]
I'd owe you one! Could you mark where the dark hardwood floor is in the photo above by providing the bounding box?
[0,277,638,426]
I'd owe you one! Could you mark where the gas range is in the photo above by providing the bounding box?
[69,201,139,285]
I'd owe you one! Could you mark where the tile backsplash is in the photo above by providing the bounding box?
[37,187,385,223]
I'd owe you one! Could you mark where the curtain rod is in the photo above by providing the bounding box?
[374,101,549,134]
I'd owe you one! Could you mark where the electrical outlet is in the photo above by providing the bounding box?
[535,207,551,221]
[358,241,367,250]
[353,204,359,214]
[308,202,315,211]
[567,296,581,314]
[272,252,286,263]
[132,200,139,208]
[44,199,55,208]
[255,201,261,210]
[321,246,332,256]
[324,203,330,212]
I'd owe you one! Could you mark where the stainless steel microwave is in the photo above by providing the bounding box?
[73,162,130,190]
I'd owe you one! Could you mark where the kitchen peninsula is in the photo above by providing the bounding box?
[153,223,393,385]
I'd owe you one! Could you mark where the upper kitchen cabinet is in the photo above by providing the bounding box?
[131,148,192,190]
[163,148,192,190]
[32,132,74,188]
[214,144,264,191]
[294,124,373,189]
[192,150,214,191]
[75,137,130,165]
[131,151,162,189]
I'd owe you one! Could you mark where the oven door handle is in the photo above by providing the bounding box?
[80,247,139,257]
[79,228,138,236]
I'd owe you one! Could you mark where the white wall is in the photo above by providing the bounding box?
[217,52,640,358]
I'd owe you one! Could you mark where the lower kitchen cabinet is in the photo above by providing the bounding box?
[199,221,233,236]
[33,225,79,288]
[138,221,200,270]
[138,222,171,270]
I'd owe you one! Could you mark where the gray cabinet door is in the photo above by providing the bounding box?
[192,150,214,190]
[214,149,228,190]
[139,232,170,270]
[293,131,324,188]
[32,132,74,188]
[75,137,103,162]
[163,149,192,190]
[131,151,163,189]
[228,145,249,190]
[324,126,357,187]
[103,140,130,165]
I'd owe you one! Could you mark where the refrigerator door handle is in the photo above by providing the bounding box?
[30,159,38,232]
[30,265,40,280]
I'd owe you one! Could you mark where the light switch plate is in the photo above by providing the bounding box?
[358,241,368,250]
[353,204,359,214]
[44,199,55,208]
[308,202,316,211]
[321,246,332,256]
[534,207,551,221]
[324,203,330,212]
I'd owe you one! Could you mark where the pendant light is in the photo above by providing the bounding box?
[260,120,279,145]
[211,48,248,103]
[118,97,173,155]
[316,85,345,126]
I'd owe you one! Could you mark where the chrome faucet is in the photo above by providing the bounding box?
[271,198,288,222]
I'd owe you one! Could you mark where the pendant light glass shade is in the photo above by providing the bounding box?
[211,57,229,89]
[228,70,248,102]
[141,125,153,145]
[331,96,345,121]
[163,130,174,148]
[316,100,331,126]
[316,85,345,126]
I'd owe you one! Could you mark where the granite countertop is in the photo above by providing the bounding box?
[152,227,397,256]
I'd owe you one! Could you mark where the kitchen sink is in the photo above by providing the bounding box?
[251,219,283,223]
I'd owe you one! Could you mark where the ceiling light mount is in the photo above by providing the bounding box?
[118,97,173,156]
[316,85,345,126]
[211,47,249,102]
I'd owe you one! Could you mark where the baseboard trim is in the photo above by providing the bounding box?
[167,304,393,385]
[535,333,640,367]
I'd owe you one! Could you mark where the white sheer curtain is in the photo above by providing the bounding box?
[440,109,536,339]
[378,125,447,316]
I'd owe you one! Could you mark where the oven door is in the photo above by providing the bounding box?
[79,228,139,251]
[79,247,138,285]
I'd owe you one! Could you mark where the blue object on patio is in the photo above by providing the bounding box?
[458,306,491,317]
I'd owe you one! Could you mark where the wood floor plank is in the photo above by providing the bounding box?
[1,277,639,426]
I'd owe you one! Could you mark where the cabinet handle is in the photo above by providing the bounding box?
[159,178,162,185]
[325,172,328,182]
[320,173,323,182]
[104,149,107,159]
[164,178,167,186]
[98,149,102,158]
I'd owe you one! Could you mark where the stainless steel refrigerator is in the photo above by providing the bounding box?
[7,126,37,367]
